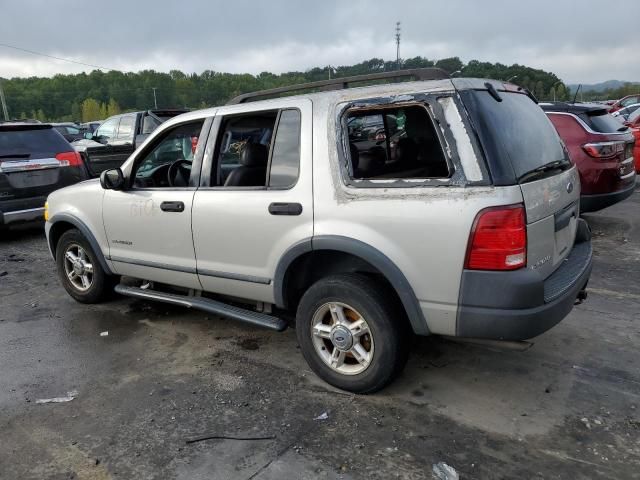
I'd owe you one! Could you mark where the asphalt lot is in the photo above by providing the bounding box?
[1,187,639,480]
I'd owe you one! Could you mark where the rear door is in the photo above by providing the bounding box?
[0,125,82,209]
[191,99,312,303]
[460,87,580,278]
[84,116,135,176]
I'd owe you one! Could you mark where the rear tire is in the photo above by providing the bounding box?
[56,229,115,303]
[296,273,409,394]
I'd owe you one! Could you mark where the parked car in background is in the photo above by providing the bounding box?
[79,121,101,135]
[609,94,640,113]
[623,108,640,172]
[611,103,640,123]
[72,109,188,177]
[0,123,88,229]
[51,122,84,143]
[45,72,593,392]
[541,102,636,212]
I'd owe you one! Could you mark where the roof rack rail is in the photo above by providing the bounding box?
[226,67,450,105]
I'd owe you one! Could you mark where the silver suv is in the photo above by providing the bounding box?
[45,69,593,393]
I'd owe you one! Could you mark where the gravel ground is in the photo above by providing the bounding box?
[0,187,639,479]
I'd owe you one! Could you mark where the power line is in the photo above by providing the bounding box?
[0,42,116,71]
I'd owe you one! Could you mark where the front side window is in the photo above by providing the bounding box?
[95,118,118,141]
[132,120,203,188]
[345,104,449,180]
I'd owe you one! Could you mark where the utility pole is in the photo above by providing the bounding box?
[0,80,9,121]
[395,22,401,70]
[152,87,158,109]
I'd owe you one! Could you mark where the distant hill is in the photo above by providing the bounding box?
[568,80,640,93]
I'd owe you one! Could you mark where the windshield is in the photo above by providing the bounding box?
[460,90,569,185]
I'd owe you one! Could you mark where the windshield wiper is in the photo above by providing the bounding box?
[0,153,30,159]
[518,160,570,184]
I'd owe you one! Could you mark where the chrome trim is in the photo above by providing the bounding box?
[197,268,271,285]
[0,158,60,173]
[109,255,197,274]
[620,170,636,180]
[2,207,45,223]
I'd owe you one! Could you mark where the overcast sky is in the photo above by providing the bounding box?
[0,0,637,84]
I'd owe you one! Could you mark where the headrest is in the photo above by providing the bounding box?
[240,143,269,167]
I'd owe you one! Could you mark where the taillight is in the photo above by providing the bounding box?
[465,205,527,271]
[56,151,83,167]
[582,141,625,159]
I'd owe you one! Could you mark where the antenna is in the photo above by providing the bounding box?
[572,84,581,104]
[395,22,401,70]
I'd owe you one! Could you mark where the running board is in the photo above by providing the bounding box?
[114,284,288,332]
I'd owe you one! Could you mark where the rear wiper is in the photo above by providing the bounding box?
[0,153,30,159]
[518,160,570,183]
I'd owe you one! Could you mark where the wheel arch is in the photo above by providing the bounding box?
[48,213,113,275]
[274,235,429,335]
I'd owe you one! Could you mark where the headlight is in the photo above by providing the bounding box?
[44,201,49,222]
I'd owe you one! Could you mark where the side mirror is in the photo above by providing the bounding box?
[100,168,125,190]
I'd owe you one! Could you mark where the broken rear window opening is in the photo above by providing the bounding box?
[344,104,450,181]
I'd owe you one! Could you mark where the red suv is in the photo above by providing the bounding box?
[541,102,636,212]
[622,108,640,172]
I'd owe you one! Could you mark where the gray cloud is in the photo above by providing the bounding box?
[1,0,638,83]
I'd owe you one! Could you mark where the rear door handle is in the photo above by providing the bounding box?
[160,201,185,212]
[268,202,303,216]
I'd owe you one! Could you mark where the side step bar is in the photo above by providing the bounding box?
[114,284,288,332]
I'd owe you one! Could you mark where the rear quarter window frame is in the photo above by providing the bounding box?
[335,92,489,189]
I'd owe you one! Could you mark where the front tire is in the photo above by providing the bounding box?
[56,229,114,303]
[296,273,409,394]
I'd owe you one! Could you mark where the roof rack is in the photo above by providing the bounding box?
[226,68,450,105]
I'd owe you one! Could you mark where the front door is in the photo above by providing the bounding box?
[103,119,208,290]
[191,99,313,303]
[84,116,136,177]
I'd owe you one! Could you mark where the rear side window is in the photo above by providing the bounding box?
[0,127,70,157]
[460,90,567,185]
[268,109,301,188]
[579,112,626,133]
[345,104,449,180]
[116,115,135,139]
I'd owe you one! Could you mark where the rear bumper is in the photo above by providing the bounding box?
[0,206,45,226]
[580,179,636,213]
[456,226,593,341]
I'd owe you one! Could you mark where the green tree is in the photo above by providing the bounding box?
[81,98,102,122]
[106,98,121,117]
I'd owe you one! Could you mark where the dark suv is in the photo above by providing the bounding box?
[541,102,636,212]
[0,123,88,229]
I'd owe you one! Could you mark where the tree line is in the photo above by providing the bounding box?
[1,56,569,122]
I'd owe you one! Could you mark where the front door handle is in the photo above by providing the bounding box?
[160,201,185,212]
[268,202,303,216]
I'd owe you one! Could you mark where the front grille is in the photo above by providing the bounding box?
[544,241,592,303]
